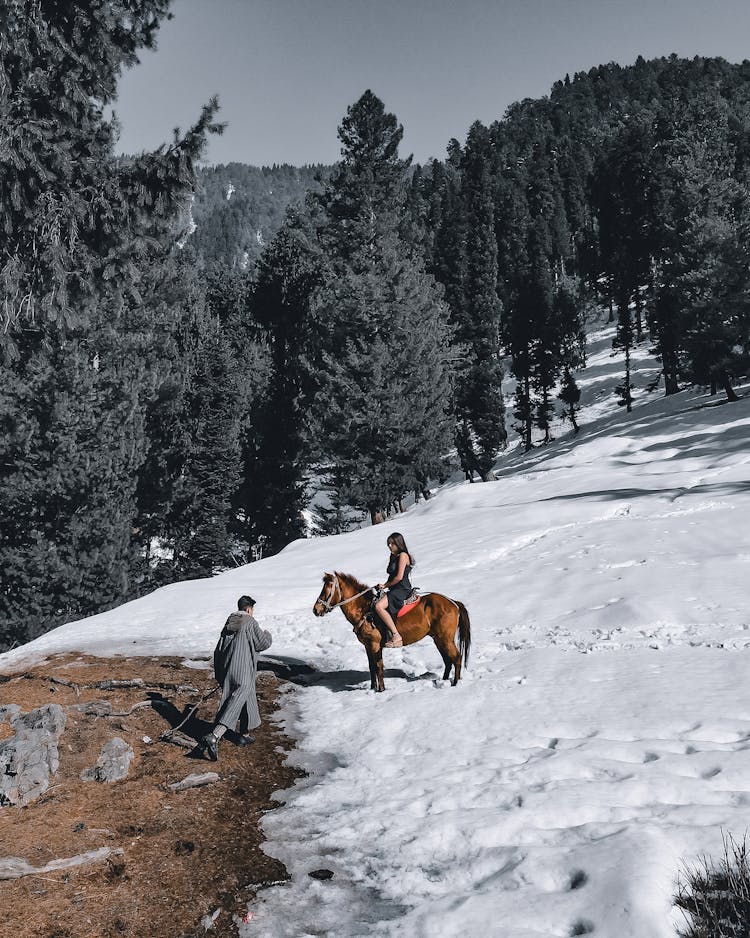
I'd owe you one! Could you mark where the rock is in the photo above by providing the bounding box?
[0,704,66,807]
[308,868,335,880]
[168,772,220,792]
[80,737,134,783]
[0,705,21,725]
[13,703,66,737]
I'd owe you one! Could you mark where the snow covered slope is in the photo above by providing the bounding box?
[4,326,750,937]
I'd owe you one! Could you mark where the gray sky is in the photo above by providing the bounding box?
[114,0,750,166]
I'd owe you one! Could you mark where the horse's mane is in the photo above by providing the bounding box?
[333,571,370,593]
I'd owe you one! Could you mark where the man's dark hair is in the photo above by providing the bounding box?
[238,595,256,611]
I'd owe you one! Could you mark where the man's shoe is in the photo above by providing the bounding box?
[236,735,255,747]
[199,733,219,761]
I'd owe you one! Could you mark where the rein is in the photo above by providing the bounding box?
[320,574,375,613]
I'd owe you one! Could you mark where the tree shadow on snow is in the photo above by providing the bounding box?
[538,479,750,505]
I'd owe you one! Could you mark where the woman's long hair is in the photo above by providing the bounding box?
[387,532,415,566]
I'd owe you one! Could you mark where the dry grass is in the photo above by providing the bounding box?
[676,832,750,938]
[0,654,301,938]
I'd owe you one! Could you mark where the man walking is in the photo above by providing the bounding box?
[196,595,272,761]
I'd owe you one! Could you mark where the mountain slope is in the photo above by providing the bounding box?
[3,326,750,937]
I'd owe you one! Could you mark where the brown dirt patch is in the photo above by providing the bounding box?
[0,654,302,937]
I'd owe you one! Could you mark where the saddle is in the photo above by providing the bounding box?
[369,588,422,622]
[397,589,421,618]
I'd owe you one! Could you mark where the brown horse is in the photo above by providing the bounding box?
[313,571,471,692]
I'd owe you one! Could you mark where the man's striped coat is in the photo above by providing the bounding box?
[212,611,272,733]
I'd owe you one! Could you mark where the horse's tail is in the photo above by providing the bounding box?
[456,601,471,669]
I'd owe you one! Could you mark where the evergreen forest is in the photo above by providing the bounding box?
[2,1,750,650]
[190,162,325,269]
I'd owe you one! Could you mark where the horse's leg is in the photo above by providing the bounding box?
[438,636,462,684]
[365,645,378,691]
[437,645,452,681]
[432,611,462,685]
[375,647,385,692]
[450,636,462,685]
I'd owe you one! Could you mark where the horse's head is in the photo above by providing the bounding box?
[313,572,339,617]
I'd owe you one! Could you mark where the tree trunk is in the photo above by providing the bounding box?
[524,374,533,451]
[370,508,383,525]
[724,381,739,402]
[662,340,680,396]
[664,368,679,396]
[634,288,643,343]
[625,343,632,413]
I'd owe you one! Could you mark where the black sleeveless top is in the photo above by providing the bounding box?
[386,552,412,614]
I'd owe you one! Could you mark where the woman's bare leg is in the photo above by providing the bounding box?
[375,597,402,646]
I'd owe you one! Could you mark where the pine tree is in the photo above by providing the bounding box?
[308,92,454,522]
[402,163,430,256]
[456,122,506,479]
[170,311,243,578]
[662,94,750,399]
[558,367,582,432]
[495,157,535,451]
[613,285,635,411]
[0,2,221,645]
[0,335,147,641]
[593,115,655,408]
[427,146,468,320]
[526,218,559,442]
[133,250,206,577]
[243,216,320,555]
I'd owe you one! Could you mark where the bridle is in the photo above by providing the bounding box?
[318,573,375,614]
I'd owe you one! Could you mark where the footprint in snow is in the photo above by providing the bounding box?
[568,869,588,891]
[643,751,660,763]
[570,919,595,935]
[701,766,722,779]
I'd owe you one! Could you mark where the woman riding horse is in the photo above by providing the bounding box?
[313,570,471,692]
[375,532,414,648]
